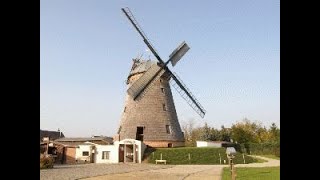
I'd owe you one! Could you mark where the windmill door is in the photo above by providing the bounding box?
[136,126,144,141]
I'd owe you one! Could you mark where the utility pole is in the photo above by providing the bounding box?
[229,155,236,180]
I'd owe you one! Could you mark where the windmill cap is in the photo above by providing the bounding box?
[128,59,157,78]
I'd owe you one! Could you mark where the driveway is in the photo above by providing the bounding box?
[40,156,279,180]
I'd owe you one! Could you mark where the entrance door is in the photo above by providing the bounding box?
[119,144,124,162]
[90,153,95,163]
[136,127,144,141]
[125,145,134,163]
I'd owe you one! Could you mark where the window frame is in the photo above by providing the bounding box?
[166,125,171,134]
[82,151,89,156]
[102,151,110,160]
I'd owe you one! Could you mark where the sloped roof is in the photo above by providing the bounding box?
[53,141,88,147]
[54,136,113,145]
[40,129,65,141]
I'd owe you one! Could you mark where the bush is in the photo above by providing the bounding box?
[245,142,280,157]
[40,155,54,169]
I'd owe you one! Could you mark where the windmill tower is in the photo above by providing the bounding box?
[116,8,206,148]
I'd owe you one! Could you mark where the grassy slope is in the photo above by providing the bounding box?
[222,167,280,180]
[146,147,259,165]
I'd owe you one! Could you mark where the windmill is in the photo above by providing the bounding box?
[116,7,206,148]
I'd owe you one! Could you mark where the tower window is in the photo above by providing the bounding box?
[161,88,165,93]
[166,125,171,134]
[124,107,127,112]
[117,126,122,134]
[162,104,166,111]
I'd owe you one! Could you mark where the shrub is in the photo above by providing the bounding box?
[40,155,54,169]
[245,142,280,157]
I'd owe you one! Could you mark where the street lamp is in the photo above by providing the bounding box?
[226,147,237,180]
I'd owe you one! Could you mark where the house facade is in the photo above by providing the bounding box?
[52,138,146,164]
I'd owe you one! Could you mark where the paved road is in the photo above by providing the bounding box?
[40,155,279,180]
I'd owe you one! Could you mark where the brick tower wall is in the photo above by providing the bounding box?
[117,68,185,148]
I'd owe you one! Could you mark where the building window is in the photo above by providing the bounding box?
[82,151,89,156]
[162,104,166,111]
[166,125,171,134]
[102,151,110,160]
[124,107,127,112]
[161,88,165,93]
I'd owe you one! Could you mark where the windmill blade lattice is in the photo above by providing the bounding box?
[169,72,206,118]
[122,7,165,64]
[122,7,206,118]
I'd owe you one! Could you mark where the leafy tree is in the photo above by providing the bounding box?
[231,118,260,144]
[269,123,280,143]
[182,119,199,146]
[219,125,231,142]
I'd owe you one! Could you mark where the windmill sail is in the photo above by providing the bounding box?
[127,64,165,99]
[122,7,165,65]
[122,7,206,118]
[169,41,190,67]
[169,72,206,118]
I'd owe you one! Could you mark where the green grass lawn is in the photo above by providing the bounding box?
[146,147,260,165]
[254,154,280,160]
[222,167,280,180]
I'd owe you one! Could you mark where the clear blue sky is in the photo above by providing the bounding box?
[40,0,280,137]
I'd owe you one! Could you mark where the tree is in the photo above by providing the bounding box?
[182,119,197,146]
[269,123,280,143]
[199,122,212,141]
[231,118,260,144]
[219,125,231,142]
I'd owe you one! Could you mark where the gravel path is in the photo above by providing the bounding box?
[40,163,173,180]
[84,165,226,180]
[40,155,280,180]
[235,155,280,167]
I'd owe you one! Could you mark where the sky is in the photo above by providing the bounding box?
[40,0,280,137]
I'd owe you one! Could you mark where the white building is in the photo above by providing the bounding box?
[196,141,232,148]
[89,139,146,163]
[53,138,146,164]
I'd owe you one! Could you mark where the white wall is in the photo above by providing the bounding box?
[94,145,118,163]
[76,144,92,162]
[139,141,146,163]
[207,142,222,147]
[114,139,146,163]
[196,141,208,147]
[74,139,146,164]
[196,141,222,148]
